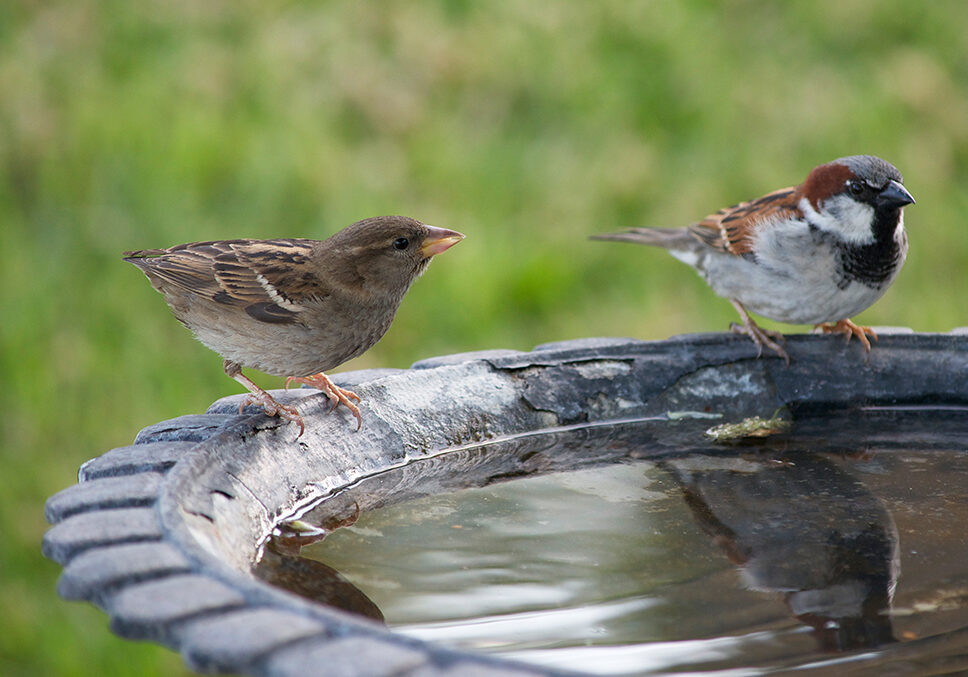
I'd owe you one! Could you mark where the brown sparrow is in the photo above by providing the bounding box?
[125,215,464,434]
[592,155,914,362]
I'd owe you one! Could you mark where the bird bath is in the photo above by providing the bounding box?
[44,331,968,676]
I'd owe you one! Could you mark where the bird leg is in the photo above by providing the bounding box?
[813,319,877,352]
[223,360,305,436]
[285,372,363,430]
[728,299,790,364]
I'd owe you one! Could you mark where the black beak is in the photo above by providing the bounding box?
[877,180,915,209]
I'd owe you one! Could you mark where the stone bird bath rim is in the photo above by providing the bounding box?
[43,330,968,676]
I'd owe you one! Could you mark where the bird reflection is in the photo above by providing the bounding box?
[254,503,384,623]
[254,540,384,623]
[661,452,898,652]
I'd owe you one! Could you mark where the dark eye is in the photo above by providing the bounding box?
[393,237,410,250]
[847,180,864,197]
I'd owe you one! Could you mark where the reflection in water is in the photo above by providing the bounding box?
[661,453,898,652]
[254,542,384,622]
[255,502,385,622]
[253,412,968,675]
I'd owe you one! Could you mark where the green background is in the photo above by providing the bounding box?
[2,2,966,674]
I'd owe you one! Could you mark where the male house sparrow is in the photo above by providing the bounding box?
[591,155,914,362]
[125,215,463,434]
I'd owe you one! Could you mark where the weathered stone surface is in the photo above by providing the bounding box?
[869,326,915,334]
[78,442,193,481]
[411,349,526,369]
[42,507,161,564]
[765,333,968,408]
[45,472,163,522]
[407,662,559,677]
[330,367,409,387]
[109,574,247,642]
[40,333,968,677]
[264,636,429,677]
[178,608,327,673]
[58,542,191,602]
[134,414,237,444]
[532,336,647,352]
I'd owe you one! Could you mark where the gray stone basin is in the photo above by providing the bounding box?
[43,331,968,676]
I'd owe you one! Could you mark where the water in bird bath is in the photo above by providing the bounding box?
[256,407,968,675]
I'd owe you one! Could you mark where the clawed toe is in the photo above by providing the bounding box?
[270,404,305,437]
[225,361,306,435]
[240,392,306,436]
[731,322,790,364]
[813,319,877,353]
[324,385,362,430]
[286,373,364,430]
[728,300,790,364]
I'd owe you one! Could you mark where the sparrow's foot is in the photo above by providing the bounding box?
[728,299,789,364]
[813,319,877,352]
[223,359,306,436]
[239,390,305,436]
[286,372,363,430]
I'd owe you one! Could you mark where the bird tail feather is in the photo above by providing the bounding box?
[589,227,696,250]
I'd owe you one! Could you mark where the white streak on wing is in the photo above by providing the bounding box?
[255,273,306,311]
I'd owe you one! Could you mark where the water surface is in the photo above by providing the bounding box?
[263,407,968,675]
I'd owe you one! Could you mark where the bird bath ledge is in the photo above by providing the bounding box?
[44,331,968,676]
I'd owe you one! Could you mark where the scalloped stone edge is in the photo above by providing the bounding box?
[43,331,968,676]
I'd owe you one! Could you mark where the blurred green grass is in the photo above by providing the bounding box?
[2,1,967,674]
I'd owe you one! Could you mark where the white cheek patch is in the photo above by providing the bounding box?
[799,195,875,245]
[256,273,306,311]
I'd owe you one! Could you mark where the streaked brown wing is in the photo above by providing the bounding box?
[221,239,330,323]
[124,240,239,300]
[124,239,324,324]
[688,187,800,256]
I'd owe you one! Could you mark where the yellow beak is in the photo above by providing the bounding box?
[419,225,465,257]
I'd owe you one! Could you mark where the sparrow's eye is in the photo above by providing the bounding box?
[847,180,864,197]
[392,237,410,250]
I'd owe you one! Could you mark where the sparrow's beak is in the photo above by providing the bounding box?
[877,180,915,209]
[420,226,465,257]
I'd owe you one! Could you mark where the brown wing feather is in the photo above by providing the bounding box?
[124,241,238,299]
[688,187,800,255]
[124,239,326,325]
[224,239,326,305]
